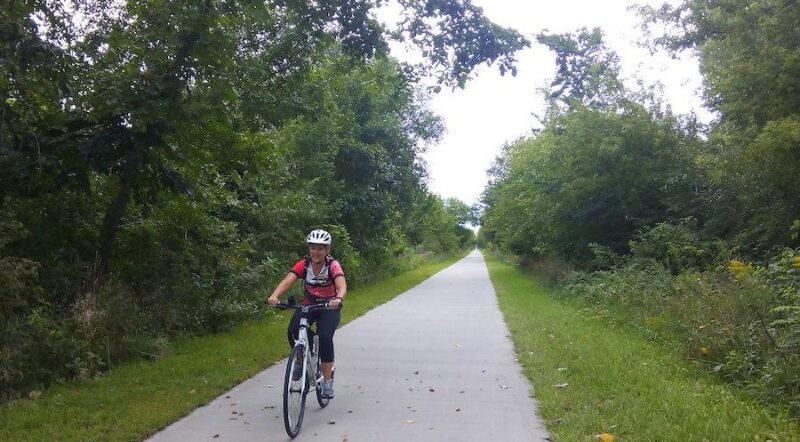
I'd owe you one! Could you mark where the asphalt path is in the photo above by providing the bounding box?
[147,250,550,441]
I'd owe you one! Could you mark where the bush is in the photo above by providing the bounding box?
[558,247,800,415]
[628,219,726,273]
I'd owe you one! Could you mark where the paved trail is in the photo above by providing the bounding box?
[148,251,550,441]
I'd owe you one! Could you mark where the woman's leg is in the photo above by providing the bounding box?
[315,309,341,380]
[287,310,301,348]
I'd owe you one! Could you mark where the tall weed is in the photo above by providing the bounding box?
[560,241,800,416]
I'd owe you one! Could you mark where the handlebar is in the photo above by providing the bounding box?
[268,298,341,312]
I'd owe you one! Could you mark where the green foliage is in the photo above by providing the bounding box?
[396,0,530,88]
[642,0,800,129]
[642,0,800,255]
[487,254,800,441]
[482,105,698,262]
[559,247,800,416]
[407,193,463,255]
[536,27,623,111]
[0,254,463,441]
[628,219,726,273]
[1,0,510,401]
[478,0,800,422]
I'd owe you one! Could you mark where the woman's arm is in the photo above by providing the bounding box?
[329,276,347,308]
[267,273,299,305]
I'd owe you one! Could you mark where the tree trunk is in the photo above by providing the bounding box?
[89,170,132,292]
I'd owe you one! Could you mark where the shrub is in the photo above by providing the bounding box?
[558,247,800,415]
[628,219,726,273]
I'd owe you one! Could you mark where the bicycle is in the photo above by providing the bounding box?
[271,299,334,438]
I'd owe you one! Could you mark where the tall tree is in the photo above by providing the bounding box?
[536,27,624,112]
[2,0,528,288]
[642,0,800,253]
[482,105,697,261]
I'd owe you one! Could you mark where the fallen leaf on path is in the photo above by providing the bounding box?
[500,385,508,389]
[212,434,219,438]
[328,420,336,425]
[429,388,435,392]
[405,419,415,424]
[456,408,461,412]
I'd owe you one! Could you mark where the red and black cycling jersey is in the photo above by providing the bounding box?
[289,256,344,304]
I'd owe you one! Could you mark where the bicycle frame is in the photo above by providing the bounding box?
[293,306,322,392]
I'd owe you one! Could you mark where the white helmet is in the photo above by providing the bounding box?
[306,229,332,245]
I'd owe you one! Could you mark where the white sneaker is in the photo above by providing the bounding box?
[321,379,334,398]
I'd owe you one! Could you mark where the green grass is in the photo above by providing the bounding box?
[0,253,465,442]
[485,254,800,442]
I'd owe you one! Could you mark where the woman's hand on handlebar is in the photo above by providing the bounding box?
[266,296,279,306]
[328,297,343,309]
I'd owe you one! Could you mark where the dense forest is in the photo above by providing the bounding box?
[480,1,800,415]
[0,0,528,400]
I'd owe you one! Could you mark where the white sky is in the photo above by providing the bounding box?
[382,0,709,207]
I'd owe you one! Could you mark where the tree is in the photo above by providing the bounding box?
[0,0,527,397]
[396,0,530,87]
[481,105,698,262]
[642,0,800,254]
[2,0,528,288]
[536,27,624,112]
[444,198,473,226]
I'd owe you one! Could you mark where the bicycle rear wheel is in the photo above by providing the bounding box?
[283,344,307,438]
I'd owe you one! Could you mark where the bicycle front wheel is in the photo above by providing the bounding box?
[283,344,307,438]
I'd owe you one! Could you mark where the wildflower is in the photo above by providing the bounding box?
[700,346,711,356]
[597,433,614,442]
[792,256,800,269]
[728,260,753,279]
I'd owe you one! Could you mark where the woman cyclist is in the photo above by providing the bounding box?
[266,229,346,398]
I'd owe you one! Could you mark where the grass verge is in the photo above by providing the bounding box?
[485,254,800,442]
[0,253,466,442]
